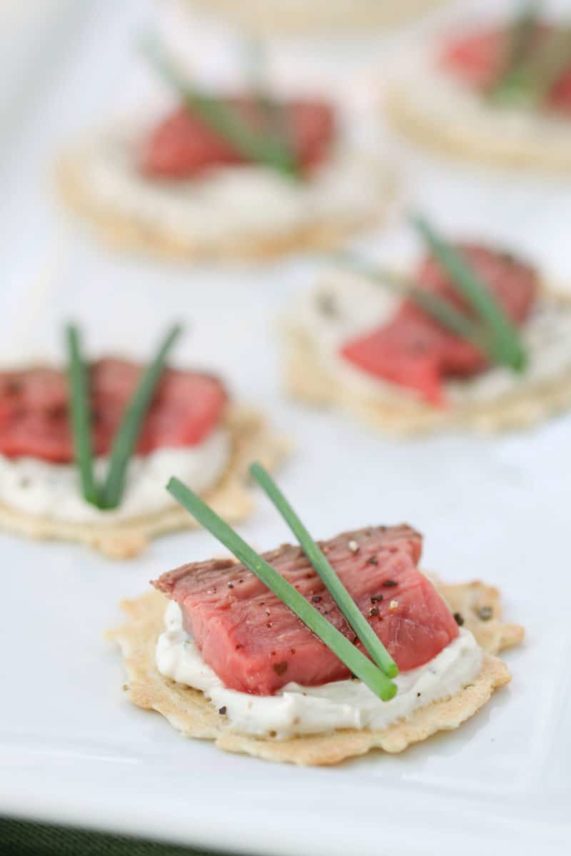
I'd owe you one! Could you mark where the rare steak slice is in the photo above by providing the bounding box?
[341,244,538,405]
[154,525,459,695]
[0,358,227,463]
[141,98,335,178]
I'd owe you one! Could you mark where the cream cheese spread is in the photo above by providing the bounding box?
[293,269,571,405]
[156,599,483,739]
[0,427,230,523]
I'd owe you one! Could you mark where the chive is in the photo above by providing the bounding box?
[245,39,299,178]
[490,2,540,104]
[518,27,571,107]
[337,253,488,354]
[66,325,100,507]
[250,463,398,679]
[144,40,299,180]
[411,215,527,372]
[491,10,571,109]
[99,325,182,510]
[166,477,398,701]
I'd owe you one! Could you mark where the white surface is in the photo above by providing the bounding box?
[0,1,570,854]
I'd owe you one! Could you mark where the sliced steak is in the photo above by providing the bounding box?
[0,358,227,463]
[341,244,538,405]
[141,97,335,178]
[154,524,459,695]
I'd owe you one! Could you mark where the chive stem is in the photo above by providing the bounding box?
[490,2,539,104]
[144,40,299,180]
[99,325,182,510]
[166,477,397,701]
[337,253,487,353]
[245,39,299,178]
[65,325,100,507]
[411,215,527,372]
[250,463,399,679]
[490,8,571,109]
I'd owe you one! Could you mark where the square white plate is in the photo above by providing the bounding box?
[1,1,570,854]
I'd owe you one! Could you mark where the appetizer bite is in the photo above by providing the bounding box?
[283,215,571,435]
[58,44,392,262]
[386,5,571,171]
[112,465,523,766]
[0,326,284,557]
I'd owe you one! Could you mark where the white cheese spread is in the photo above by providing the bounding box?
[0,427,230,523]
[293,269,571,405]
[156,600,483,739]
[74,120,390,246]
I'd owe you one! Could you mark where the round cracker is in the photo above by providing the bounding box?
[57,154,391,264]
[110,579,522,766]
[386,78,571,173]
[181,0,451,36]
[283,293,571,436]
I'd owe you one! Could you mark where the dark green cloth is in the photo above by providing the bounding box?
[0,817,224,856]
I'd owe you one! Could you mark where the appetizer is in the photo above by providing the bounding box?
[180,0,453,36]
[283,216,571,435]
[58,45,392,262]
[0,326,285,557]
[112,466,523,766]
[386,6,571,170]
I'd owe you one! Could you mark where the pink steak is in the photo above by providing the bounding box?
[154,524,459,695]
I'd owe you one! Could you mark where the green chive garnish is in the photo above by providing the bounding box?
[490,7,571,110]
[66,325,99,507]
[99,325,182,510]
[166,477,398,701]
[144,40,299,180]
[411,215,527,372]
[490,2,539,105]
[245,39,298,178]
[250,462,398,679]
[337,253,487,354]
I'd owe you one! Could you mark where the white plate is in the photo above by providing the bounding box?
[1,1,570,854]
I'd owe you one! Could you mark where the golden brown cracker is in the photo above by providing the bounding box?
[111,579,522,766]
[57,156,390,263]
[386,83,571,173]
[283,301,571,436]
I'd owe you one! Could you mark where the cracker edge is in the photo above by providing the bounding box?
[282,292,571,436]
[184,0,450,36]
[385,81,571,173]
[56,155,392,263]
[0,406,289,558]
[109,579,523,766]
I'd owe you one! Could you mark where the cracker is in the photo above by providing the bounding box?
[57,156,389,264]
[283,299,571,436]
[110,579,522,766]
[0,407,288,559]
[386,82,571,173]
[183,0,450,36]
